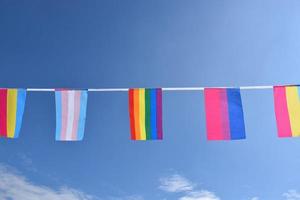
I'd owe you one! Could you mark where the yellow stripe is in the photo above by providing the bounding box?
[139,89,146,140]
[286,86,300,136]
[7,89,17,138]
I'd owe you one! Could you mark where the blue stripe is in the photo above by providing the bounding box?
[150,89,157,139]
[14,89,26,138]
[297,86,300,100]
[55,91,62,140]
[226,88,246,140]
[77,91,88,140]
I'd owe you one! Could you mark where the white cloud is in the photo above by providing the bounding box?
[159,174,194,193]
[108,195,144,200]
[250,197,259,200]
[179,190,220,200]
[0,165,96,200]
[159,174,220,200]
[124,195,144,200]
[283,190,300,200]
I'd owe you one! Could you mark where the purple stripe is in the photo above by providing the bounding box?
[220,89,230,140]
[156,89,163,139]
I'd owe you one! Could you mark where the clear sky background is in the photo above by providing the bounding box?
[1,1,300,200]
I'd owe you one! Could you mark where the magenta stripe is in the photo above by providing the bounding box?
[156,89,163,139]
[205,89,225,140]
[71,91,81,140]
[274,86,292,137]
[60,91,68,140]
[219,89,230,140]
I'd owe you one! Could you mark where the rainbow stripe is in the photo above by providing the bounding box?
[0,89,26,138]
[128,88,163,140]
[204,88,245,140]
[273,85,300,137]
[55,90,88,141]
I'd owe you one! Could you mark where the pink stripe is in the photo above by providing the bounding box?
[60,91,68,140]
[219,90,230,140]
[71,91,81,140]
[274,86,292,137]
[205,89,225,140]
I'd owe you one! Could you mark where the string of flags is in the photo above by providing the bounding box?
[0,85,297,141]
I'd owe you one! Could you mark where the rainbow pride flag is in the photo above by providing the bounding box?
[204,88,245,140]
[128,88,163,140]
[273,85,300,137]
[0,89,26,138]
[55,90,88,141]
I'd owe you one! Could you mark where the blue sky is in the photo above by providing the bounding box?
[1,0,300,200]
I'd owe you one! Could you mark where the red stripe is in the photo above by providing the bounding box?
[129,89,136,140]
[0,89,7,137]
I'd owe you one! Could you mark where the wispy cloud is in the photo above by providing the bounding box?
[159,174,194,193]
[0,164,146,200]
[16,153,37,172]
[283,190,300,200]
[159,174,220,200]
[125,196,144,200]
[179,190,220,200]
[108,195,144,200]
[250,197,259,200]
[0,164,96,200]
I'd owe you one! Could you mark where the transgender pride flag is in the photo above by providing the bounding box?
[55,90,88,141]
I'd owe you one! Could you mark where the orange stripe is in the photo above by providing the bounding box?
[133,89,140,140]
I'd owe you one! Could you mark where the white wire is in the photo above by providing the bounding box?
[26,85,274,92]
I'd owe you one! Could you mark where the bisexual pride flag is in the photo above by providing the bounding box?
[0,89,26,138]
[128,88,163,140]
[204,88,246,140]
[55,90,88,141]
[274,85,300,137]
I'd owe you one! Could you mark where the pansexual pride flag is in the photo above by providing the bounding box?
[128,88,163,140]
[0,89,26,138]
[204,88,246,140]
[273,85,300,137]
[55,90,88,141]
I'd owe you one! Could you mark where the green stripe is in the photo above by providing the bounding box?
[145,89,152,139]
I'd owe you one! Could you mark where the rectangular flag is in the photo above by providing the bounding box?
[273,85,300,137]
[55,90,88,141]
[128,88,163,140]
[204,88,246,140]
[0,89,26,138]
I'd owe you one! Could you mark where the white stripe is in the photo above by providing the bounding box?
[66,91,75,140]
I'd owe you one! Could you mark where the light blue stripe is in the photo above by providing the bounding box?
[14,89,26,138]
[55,91,62,140]
[77,91,88,140]
[150,89,157,139]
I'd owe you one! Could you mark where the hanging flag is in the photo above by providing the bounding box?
[273,85,300,137]
[128,88,163,140]
[55,90,88,141]
[0,89,26,138]
[204,88,245,140]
